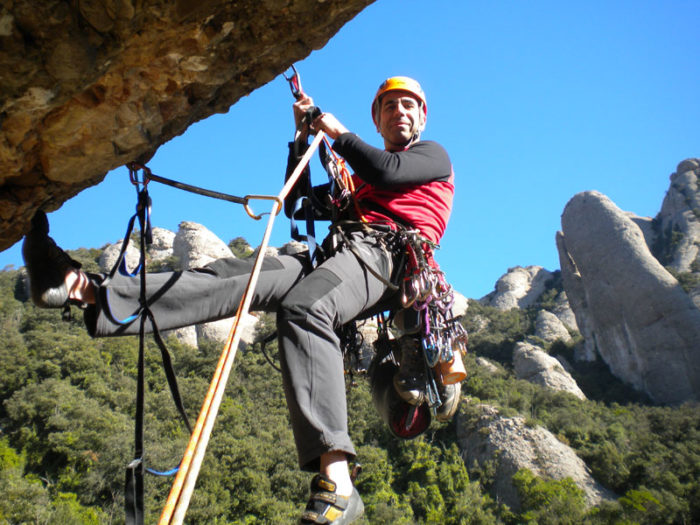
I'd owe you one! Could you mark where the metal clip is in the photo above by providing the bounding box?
[242,195,282,220]
[283,64,303,100]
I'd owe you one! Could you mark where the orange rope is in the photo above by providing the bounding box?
[158,131,327,525]
[321,136,367,223]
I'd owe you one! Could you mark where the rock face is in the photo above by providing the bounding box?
[196,315,259,348]
[173,221,233,269]
[549,291,578,331]
[480,266,554,310]
[99,220,259,347]
[513,341,586,400]
[654,159,700,273]
[99,226,175,272]
[451,291,469,319]
[534,309,571,344]
[148,227,178,264]
[173,221,259,346]
[457,405,613,511]
[99,240,141,274]
[556,186,700,404]
[475,356,501,375]
[0,0,374,252]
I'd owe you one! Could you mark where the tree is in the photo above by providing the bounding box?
[513,469,587,524]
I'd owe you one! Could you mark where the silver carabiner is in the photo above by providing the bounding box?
[401,277,417,308]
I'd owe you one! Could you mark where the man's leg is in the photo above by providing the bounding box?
[22,210,308,336]
[277,233,396,486]
[89,255,307,336]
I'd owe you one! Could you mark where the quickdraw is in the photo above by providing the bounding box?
[127,162,279,221]
[287,66,354,212]
[285,65,367,265]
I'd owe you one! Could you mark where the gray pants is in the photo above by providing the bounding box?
[86,231,398,470]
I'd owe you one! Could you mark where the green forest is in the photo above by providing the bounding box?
[0,249,698,524]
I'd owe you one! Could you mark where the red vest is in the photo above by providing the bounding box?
[353,170,454,244]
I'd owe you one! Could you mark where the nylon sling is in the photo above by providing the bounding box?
[101,173,193,525]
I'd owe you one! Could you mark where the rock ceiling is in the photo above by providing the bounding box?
[0,0,374,252]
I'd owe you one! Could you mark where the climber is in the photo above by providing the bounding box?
[22,75,455,524]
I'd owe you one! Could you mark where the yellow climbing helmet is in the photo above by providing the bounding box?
[371,76,427,125]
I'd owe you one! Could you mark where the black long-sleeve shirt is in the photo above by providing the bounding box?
[285,133,454,243]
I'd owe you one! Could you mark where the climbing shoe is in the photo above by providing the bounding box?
[393,336,428,405]
[300,474,364,524]
[22,210,82,308]
[435,381,461,422]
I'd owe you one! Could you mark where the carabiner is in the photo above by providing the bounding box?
[127,162,151,189]
[401,277,417,308]
[418,271,434,302]
[242,194,282,220]
[283,64,303,100]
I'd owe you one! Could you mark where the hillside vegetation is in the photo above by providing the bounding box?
[0,250,698,524]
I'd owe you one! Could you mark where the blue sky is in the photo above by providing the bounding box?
[2,0,699,299]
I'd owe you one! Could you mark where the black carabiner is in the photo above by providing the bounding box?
[283,64,303,100]
[127,162,151,189]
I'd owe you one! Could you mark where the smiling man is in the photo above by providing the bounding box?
[23,76,456,524]
[374,80,427,149]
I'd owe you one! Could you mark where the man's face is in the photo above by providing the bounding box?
[376,90,426,150]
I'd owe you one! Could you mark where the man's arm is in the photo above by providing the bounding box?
[332,133,452,186]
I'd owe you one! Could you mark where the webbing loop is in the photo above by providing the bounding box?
[110,174,193,525]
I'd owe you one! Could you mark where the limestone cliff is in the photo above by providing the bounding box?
[654,159,700,274]
[0,0,374,252]
[457,405,614,511]
[480,265,553,310]
[556,181,700,404]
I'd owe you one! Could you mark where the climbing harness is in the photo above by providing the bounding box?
[335,224,467,434]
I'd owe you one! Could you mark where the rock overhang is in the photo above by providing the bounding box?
[0,0,375,252]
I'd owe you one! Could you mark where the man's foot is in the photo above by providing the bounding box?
[22,210,82,308]
[393,336,428,405]
[300,474,364,524]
